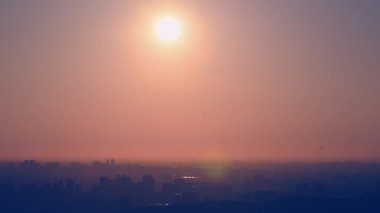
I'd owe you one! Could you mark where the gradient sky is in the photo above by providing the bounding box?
[0,0,379,161]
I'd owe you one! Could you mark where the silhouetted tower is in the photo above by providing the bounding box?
[141,175,155,195]
[99,177,112,186]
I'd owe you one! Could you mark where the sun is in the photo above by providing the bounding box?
[154,16,181,42]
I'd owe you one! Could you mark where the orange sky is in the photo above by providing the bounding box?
[0,1,379,161]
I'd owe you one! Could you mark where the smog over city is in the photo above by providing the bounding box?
[0,1,379,212]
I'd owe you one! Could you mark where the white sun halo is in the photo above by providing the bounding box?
[154,17,181,42]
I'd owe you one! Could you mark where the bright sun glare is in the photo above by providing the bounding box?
[154,16,181,42]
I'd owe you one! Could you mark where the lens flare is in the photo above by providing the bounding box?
[202,149,231,179]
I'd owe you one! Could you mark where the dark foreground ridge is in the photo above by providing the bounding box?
[1,194,379,213]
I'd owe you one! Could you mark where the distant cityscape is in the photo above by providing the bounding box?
[1,160,380,212]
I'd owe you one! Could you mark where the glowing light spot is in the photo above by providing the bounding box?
[154,16,181,42]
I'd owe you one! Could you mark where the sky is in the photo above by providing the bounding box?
[0,0,379,161]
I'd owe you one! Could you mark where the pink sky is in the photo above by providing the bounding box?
[0,1,379,161]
